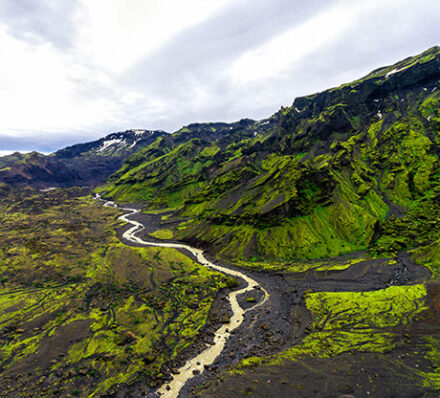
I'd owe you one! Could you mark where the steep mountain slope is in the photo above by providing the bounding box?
[98,119,271,203]
[0,129,166,187]
[98,46,440,267]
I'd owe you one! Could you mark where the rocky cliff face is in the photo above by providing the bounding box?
[97,46,440,265]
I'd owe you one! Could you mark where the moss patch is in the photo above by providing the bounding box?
[0,188,230,397]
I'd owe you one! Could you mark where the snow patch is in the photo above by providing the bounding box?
[40,187,57,192]
[427,116,432,122]
[295,107,303,113]
[423,87,428,92]
[97,138,122,152]
[120,139,128,147]
[385,67,405,78]
[259,120,270,126]
[377,110,383,119]
[129,140,139,149]
[134,130,147,136]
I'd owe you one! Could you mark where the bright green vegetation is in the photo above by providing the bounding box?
[419,336,440,388]
[287,286,423,359]
[0,188,231,397]
[97,46,440,271]
[150,228,175,240]
[234,284,429,369]
[229,285,440,390]
[226,284,440,393]
[93,46,440,396]
[413,239,440,278]
[233,255,395,273]
[2,46,440,397]
[371,186,440,276]
[305,285,427,332]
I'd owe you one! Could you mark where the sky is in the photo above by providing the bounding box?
[0,0,439,154]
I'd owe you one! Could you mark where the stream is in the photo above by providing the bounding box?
[96,196,269,398]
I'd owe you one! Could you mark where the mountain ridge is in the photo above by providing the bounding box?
[0,129,167,187]
[2,46,440,267]
[96,45,440,268]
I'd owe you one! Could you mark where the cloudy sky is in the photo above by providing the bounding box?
[0,0,439,154]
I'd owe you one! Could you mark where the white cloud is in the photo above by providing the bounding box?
[78,0,235,74]
[0,0,439,152]
[0,27,76,134]
[226,1,380,84]
[0,0,237,146]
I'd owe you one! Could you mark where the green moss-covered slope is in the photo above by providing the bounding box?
[0,188,231,397]
[202,283,440,397]
[97,46,440,268]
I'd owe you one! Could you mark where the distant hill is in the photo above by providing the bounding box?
[0,130,166,187]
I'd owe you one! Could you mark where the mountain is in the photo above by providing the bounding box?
[97,119,272,202]
[97,46,440,266]
[0,129,166,188]
[2,46,440,398]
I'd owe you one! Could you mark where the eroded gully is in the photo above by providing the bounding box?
[97,196,269,398]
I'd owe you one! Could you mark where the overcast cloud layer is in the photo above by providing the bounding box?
[0,0,439,153]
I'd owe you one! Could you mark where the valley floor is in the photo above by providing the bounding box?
[0,189,439,397]
[118,209,440,398]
